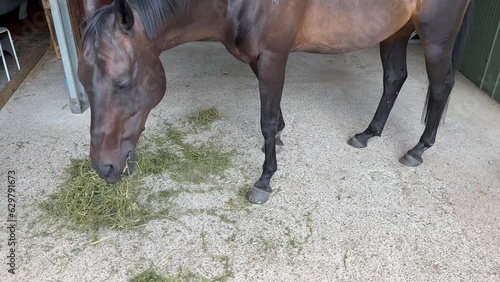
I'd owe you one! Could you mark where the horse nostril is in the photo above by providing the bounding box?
[93,163,120,182]
[95,164,114,179]
[103,164,114,177]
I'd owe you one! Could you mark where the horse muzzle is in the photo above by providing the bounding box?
[92,148,137,183]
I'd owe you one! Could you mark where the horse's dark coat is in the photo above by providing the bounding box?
[82,0,181,57]
[78,0,475,204]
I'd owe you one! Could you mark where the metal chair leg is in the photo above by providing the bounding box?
[0,43,11,81]
[6,30,20,70]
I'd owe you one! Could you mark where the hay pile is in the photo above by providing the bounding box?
[41,108,233,233]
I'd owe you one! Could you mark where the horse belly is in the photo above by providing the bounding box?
[293,0,417,53]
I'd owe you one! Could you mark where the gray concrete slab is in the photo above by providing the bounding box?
[1,42,499,282]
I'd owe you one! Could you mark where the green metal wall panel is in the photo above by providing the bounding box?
[460,0,500,99]
[493,76,500,102]
[460,0,500,84]
[460,1,497,85]
[485,23,500,102]
[480,21,500,98]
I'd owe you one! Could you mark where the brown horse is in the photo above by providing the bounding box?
[78,0,474,204]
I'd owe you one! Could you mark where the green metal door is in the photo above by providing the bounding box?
[484,26,500,100]
[460,0,500,102]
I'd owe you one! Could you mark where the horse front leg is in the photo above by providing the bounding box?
[246,52,288,204]
[250,61,286,153]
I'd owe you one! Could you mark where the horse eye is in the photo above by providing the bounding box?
[113,81,131,93]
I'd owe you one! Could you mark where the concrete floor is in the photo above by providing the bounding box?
[1,42,499,282]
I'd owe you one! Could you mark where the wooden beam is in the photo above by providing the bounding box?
[42,0,62,59]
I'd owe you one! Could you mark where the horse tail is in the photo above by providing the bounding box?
[421,0,475,126]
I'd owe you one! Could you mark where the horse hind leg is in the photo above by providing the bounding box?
[399,0,473,167]
[348,22,415,149]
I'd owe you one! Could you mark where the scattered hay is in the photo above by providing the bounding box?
[187,107,223,129]
[41,108,234,233]
[135,144,181,176]
[137,124,233,184]
[130,269,212,282]
[40,158,162,233]
[170,142,233,184]
[129,270,172,282]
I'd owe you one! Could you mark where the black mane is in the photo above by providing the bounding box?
[81,0,183,55]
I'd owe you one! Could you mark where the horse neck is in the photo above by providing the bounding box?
[152,0,228,53]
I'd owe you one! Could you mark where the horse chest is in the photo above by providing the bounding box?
[221,29,262,64]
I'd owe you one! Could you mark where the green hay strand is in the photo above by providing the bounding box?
[130,269,212,282]
[187,108,222,129]
[129,270,172,282]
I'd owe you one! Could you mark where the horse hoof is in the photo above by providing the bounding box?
[399,153,423,167]
[245,186,272,204]
[347,136,367,149]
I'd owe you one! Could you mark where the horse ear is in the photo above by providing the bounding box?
[114,0,135,31]
[84,0,99,15]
